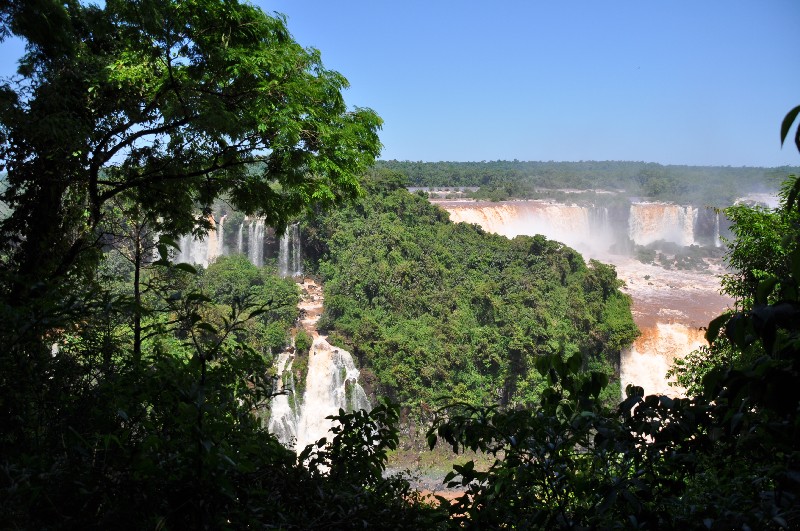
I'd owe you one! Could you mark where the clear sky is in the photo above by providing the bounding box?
[262,1,799,167]
[1,1,798,167]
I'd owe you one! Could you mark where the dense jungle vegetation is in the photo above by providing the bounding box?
[379,159,797,205]
[303,171,638,411]
[2,0,800,527]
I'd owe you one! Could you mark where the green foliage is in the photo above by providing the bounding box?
[426,353,652,529]
[0,1,450,527]
[199,254,299,353]
[304,185,638,409]
[426,164,800,528]
[720,200,799,309]
[0,0,382,302]
[294,328,313,353]
[376,159,792,205]
[672,173,800,394]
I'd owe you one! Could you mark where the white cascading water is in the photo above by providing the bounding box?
[174,216,304,275]
[247,219,265,267]
[628,203,697,247]
[292,337,370,451]
[714,211,721,248]
[217,214,226,256]
[175,215,219,267]
[269,278,370,452]
[293,225,302,277]
[268,351,299,444]
[278,223,303,278]
[445,200,617,257]
[620,322,707,395]
[175,233,205,265]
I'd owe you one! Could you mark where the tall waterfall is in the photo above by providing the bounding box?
[237,222,244,254]
[268,351,299,444]
[278,223,303,278]
[269,279,371,452]
[628,203,698,247]
[175,233,207,266]
[175,215,220,267]
[291,338,370,451]
[247,219,265,267]
[217,214,226,256]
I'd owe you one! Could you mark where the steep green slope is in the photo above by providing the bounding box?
[304,182,639,409]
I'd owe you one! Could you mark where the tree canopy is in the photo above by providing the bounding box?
[379,159,794,205]
[0,0,381,297]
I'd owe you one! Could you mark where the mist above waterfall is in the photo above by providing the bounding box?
[444,201,619,258]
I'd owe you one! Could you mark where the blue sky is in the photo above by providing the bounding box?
[262,1,799,167]
[1,1,798,167]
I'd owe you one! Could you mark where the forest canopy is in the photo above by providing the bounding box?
[378,159,797,205]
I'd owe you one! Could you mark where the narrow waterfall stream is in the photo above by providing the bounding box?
[269,278,370,452]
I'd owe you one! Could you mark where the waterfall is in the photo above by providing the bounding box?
[278,231,289,277]
[268,351,299,446]
[217,214,226,256]
[293,337,370,452]
[628,203,697,247]
[278,223,303,278]
[292,224,302,277]
[175,232,211,266]
[444,200,618,256]
[206,216,219,264]
[173,214,222,267]
[171,213,311,279]
[248,219,265,267]
[620,322,707,396]
[714,211,721,248]
[268,279,370,453]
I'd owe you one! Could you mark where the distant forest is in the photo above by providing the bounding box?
[376,160,798,205]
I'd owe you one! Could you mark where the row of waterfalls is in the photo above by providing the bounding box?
[443,200,727,258]
[176,216,303,277]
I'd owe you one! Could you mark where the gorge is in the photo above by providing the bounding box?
[175,191,742,453]
[439,198,733,395]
